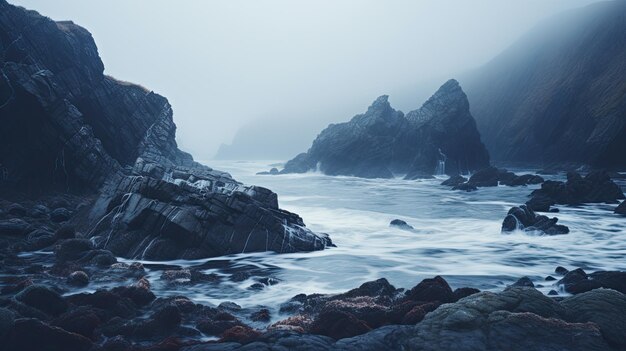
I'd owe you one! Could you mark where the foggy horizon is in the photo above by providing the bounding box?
[10,0,603,160]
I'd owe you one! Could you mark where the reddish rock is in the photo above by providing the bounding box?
[309,310,371,340]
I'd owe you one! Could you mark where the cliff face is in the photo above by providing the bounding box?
[462,1,626,169]
[0,1,331,259]
[280,80,490,179]
[0,2,195,194]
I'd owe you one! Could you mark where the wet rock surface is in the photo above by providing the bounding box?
[2,216,626,351]
[527,171,625,212]
[501,204,569,235]
[274,80,490,179]
[175,279,626,351]
[442,167,544,191]
[389,219,414,231]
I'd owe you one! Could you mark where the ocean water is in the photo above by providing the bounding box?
[133,160,626,315]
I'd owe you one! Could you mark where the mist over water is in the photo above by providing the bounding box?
[98,160,625,318]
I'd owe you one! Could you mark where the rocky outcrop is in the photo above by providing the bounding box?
[501,205,569,235]
[275,80,489,179]
[85,168,332,260]
[462,1,626,169]
[557,268,626,295]
[526,171,625,212]
[0,0,331,259]
[443,167,544,191]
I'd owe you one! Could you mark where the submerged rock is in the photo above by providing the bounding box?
[389,219,414,231]
[444,167,544,191]
[274,80,489,179]
[256,168,279,175]
[501,205,569,235]
[441,175,467,187]
[451,183,478,192]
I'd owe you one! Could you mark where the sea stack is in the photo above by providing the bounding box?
[276,80,490,179]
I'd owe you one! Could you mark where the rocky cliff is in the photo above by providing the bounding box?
[278,80,489,179]
[0,0,331,259]
[462,0,626,169]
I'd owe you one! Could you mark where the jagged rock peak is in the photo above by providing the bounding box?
[367,95,391,112]
[422,79,466,109]
[407,79,469,125]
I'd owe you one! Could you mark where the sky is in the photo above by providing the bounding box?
[11,0,601,160]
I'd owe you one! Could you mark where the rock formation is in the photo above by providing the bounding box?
[501,205,569,235]
[441,167,544,192]
[0,0,331,260]
[275,80,490,179]
[526,171,625,212]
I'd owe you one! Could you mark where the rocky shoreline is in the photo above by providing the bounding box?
[1,1,626,350]
[1,181,624,350]
[2,220,626,351]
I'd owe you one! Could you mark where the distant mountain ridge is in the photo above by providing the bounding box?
[275,80,490,179]
[462,0,626,169]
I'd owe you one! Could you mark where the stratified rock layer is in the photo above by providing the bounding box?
[278,80,490,179]
[0,0,331,259]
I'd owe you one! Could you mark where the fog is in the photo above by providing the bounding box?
[11,0,600,160]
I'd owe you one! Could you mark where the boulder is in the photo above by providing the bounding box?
[558,269,626,294]
[406,276,455,303]
[67,271,90,287]
[15,285,68,317]
[511,277,534,288]
[256,168,280,175]
[309,310,371,340]
[441,175,467,186]
[561,289,626,349]
[0,219,31,236]
[50,208,72,223]
[3,318,93,351]
[52,306,101,339]
[55,239,94,262]
[26,229,57,250]
[467,167,500,187]
[389,219,414,231]
[501,205,569,235]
